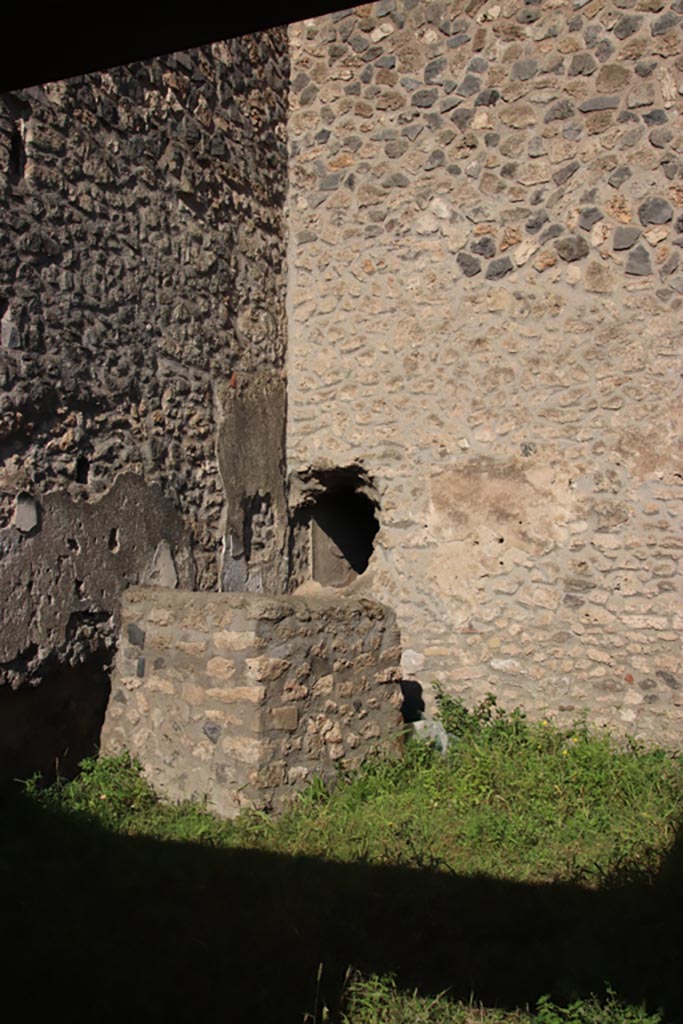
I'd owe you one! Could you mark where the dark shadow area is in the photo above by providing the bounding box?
[0,656,110,787]
[0,1,364,92]
[399,679,425,723]
[312,488,379,579]
[289,465,381,590]
[2,791,681,1023]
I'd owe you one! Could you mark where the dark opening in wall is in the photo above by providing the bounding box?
[9,124,25,183]
[0,652,111,787]
[75,456,90,484]
[311,488,378,583]
[400,680,425,723]
[291,465,379,589]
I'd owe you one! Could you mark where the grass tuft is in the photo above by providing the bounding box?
[340,974,665,1024]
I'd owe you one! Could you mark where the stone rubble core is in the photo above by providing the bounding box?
[101,587,404,817]
[0,31,289,705]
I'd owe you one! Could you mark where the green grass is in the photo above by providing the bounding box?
[340,974,664,1024]
[5,693,683,1023]
[28,694,681,887]
[242,694,680,888]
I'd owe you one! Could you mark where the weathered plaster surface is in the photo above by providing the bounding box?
[287,0,683,742]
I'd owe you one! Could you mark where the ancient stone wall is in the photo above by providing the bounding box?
[0,30,290,777]
[102,587,403,815]
[287,0,683,743]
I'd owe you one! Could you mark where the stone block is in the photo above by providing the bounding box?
[212,630,262,652]
[181,682,206,706]
[271,707,299,731]
[206,657,237,681]
[102,588,402,816]
[145,676,176,695]
[206,686,267,705]
[245,656,290,681]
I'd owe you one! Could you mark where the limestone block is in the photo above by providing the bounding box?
[206,657,238,681]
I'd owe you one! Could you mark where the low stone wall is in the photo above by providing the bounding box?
[102,587,403,816]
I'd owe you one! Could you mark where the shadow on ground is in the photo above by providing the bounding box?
[2,792,681,1023]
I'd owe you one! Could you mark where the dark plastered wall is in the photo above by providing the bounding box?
[0,30,290,775]
[217,373,288,595]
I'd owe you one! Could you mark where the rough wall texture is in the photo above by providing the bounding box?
[287,0,683,743]
[0,30,289,766]
[102,587,403,815]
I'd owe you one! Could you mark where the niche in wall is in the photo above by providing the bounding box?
[290,466,380,589]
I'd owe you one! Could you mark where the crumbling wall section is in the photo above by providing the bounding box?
[0,30,290,749]
[102,587,403,816]
[287,0,683,743]
[0,36,288,675]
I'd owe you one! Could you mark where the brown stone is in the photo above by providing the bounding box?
[499,102,537,128]
[586,110,614,135]
[206,657,237,680]
[500,226,522,251]
[585,260,617,294]
[212,630,260,652]
[606,195,633,224]
[596,64,632,92]
[245,656,290,681]
[533,250,558,271]
[207,686,267,705]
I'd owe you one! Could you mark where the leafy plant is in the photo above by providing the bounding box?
[535,991,663,1024]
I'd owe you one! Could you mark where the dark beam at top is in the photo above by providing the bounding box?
[0,1,360,93]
